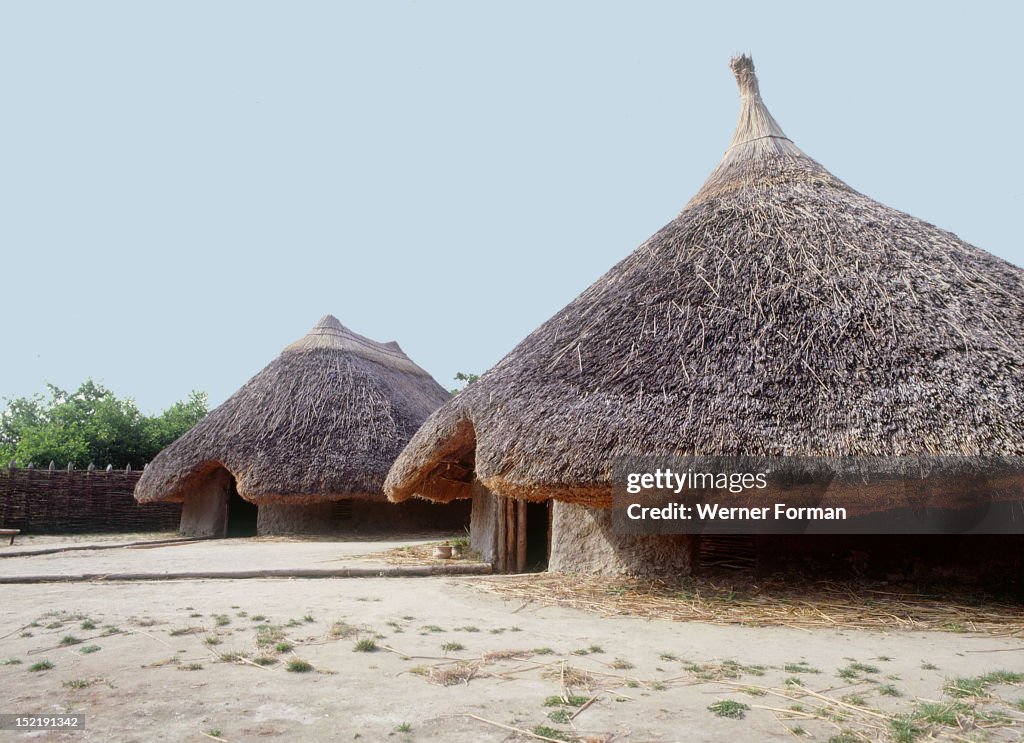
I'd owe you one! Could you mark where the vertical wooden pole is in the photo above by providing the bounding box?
[496,495,507,572]
[546,500,553,565]
[505,497,515,573]
[516,499,527,573]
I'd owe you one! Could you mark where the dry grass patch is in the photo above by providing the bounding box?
[482,649,532,663]
[541,664,595,690]
[471,575,1024,634]
[427,662,478,686]
[372,541,483,566]
[328,621,359,639]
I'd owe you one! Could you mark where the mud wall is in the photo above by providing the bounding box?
[548,501,697,576]
[179,468,231,537]
[469,489,500,563]
[256,498,470,536]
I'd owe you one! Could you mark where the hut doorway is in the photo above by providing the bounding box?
[225,477,258,537]
[525,501,550,571]
[497,497,549,573]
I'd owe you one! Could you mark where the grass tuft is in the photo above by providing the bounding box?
[980,669,1024,685]
[256,625,285,647]
[547,708,571,724]
[532,726,573,741]
[329,621,359,639]
[708,700,749,719]
[838,662,879,680]
[784,662,821,674]
[912,701,964,726]
[944,676,988,698]
[544,694,589,707]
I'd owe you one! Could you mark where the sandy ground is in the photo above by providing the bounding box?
[0,535,452,577]
[3,532,180,550]
[1,541,1022,742]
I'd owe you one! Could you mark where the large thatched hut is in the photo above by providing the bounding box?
[385,56,1024,576]
[136,315,468,537]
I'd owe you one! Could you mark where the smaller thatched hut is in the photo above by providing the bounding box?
[136,315,468,536]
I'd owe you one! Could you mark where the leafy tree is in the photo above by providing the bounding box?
[143,390,209,456]
[450,371,480,395]
[0,380,208,468]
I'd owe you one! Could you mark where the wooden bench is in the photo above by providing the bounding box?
[0,529,19,546]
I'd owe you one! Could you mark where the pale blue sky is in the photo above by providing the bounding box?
[1,2,1020,411]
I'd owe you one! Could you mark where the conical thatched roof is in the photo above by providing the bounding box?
[386,55,1024,507]
[136,315,450,504]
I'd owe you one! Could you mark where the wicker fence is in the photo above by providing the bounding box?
[0,466,180,534]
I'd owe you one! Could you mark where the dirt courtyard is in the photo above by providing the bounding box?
[1,538,1022,742]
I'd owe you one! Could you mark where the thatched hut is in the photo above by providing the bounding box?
[385,56,1024,576]
[136,315,468,537]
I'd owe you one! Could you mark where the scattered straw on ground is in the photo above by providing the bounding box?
[371,542,480,567]
[469,574,1024,635]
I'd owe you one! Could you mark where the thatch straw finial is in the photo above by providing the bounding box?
[282,314,427,375]
[730,54,761,99]
[687,54,808,199]
[314,314,345,331]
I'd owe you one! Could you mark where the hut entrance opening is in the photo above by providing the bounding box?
[497,497,550,573]
[525,500,550,571]
[225,477,258,537]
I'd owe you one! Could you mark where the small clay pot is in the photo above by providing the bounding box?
[432,544,454,559]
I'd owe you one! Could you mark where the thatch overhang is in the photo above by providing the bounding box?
[135,315,451,505]
[386,55,1024,509]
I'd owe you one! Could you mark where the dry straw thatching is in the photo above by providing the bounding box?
[136,315,450,504]
[387,55,1024,508]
